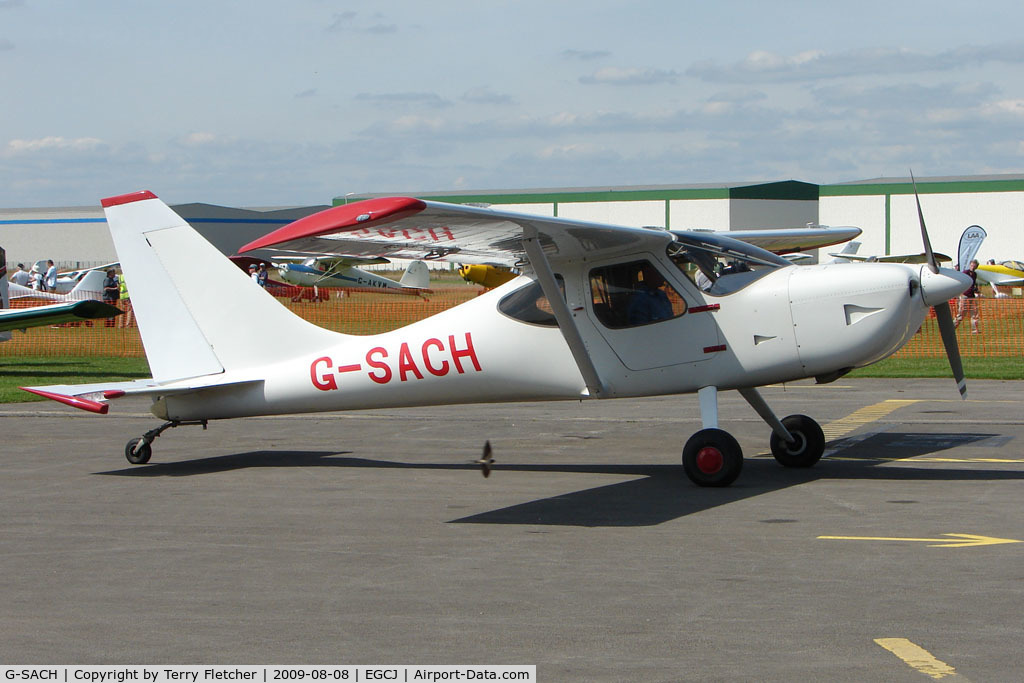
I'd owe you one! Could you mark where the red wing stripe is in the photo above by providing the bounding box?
[688,304,721,313]
[100,190,158,208]
[239,197,428,253]
[20,387,109,414]
[703,344,727,354]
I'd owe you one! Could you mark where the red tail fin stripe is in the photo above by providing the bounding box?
[101,190,158,208]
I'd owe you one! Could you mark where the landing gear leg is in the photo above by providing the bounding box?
[682,386,744,487]
[124,419,208,464]
[738,387,825,468]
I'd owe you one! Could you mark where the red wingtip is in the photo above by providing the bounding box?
[20,387,110,414]
[239,196,427,253]
[101,190,158,208]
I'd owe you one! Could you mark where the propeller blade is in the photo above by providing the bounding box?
[934,302,967,399]
[474,440,494,477]
[910,171,939,274]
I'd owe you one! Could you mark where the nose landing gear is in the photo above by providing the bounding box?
[683,386,826,487]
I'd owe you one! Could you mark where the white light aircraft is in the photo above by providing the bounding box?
[55,262,120,294]
[0,258,122,338]
[8,268,108,302]
[274,256,430,291]
[22,185,970,487]
[827,250,953,264]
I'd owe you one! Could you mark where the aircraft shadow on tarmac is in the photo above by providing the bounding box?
[96,431,1022,527]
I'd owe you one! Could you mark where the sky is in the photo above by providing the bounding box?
[2,0,1024,208]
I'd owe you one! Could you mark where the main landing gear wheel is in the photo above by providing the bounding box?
[125,437,153,465]
[682,428,743,487]
[770,414,825,468]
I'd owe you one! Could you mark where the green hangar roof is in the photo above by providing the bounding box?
[335,180,819,206]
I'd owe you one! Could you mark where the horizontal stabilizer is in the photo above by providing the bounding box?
[21,376,265,414]
[0,300,123,332]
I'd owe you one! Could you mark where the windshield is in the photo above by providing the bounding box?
[667,231,790,296]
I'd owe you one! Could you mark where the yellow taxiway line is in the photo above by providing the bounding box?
[818,533,1021,548]
[874,638,961,679]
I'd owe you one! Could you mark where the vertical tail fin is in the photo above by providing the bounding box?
[399,260,430,289]
[67,269,108,298]
[102,191,341,382]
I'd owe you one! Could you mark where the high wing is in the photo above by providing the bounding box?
[830,252,953,264]
[0,300,123,332]
[239,197,860,264]
[713,226,862,254]
[240,197,678,267]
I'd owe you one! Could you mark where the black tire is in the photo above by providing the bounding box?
[125,437,153,465]
[770,414,825,468]
[682,428,743,487]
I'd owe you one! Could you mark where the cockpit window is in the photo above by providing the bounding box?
[589,260,688,328]
[667,231,790,296]
[497,276,564,326]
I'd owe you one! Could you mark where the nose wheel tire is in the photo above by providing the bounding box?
[770,414,825,468]
[125,437,153,465]
[683,428,743,487]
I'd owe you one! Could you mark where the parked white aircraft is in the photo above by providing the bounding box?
[55,263,120,294]
[22,187,969,487]
[8,268,108,301]
[274,256,430,291]
[827,250,953,264]
[0,259,122,339]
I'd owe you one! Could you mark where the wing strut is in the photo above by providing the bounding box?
[521,225,604,398]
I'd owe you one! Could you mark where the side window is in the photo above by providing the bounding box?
[497,276,564,326]
[589,260,687,329]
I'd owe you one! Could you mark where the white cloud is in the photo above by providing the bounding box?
[461,87,514,106]
[355,92,451,108]
[326,11,397,34]
[579,67,680,86]
[688,43,1024,83]
[561,49,611,61]
[180,132,218,147]
[5,136,103,154]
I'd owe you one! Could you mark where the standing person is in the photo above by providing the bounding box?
[9,263,31,286]
[249,264,260,283]
[43,260,57,291]
[30,264,42,290]
[102,269,120,303]
[256,262,269,288]
[102,269,120,327]
[954,258,980,334]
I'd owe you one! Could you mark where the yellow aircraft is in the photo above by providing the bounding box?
[458,264,518,288]
[976,260,1024,295]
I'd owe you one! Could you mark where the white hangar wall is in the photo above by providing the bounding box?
[0,206,110,268]
[556,200,665,227]
[820,176,1024,264]
[354,181,820,233]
